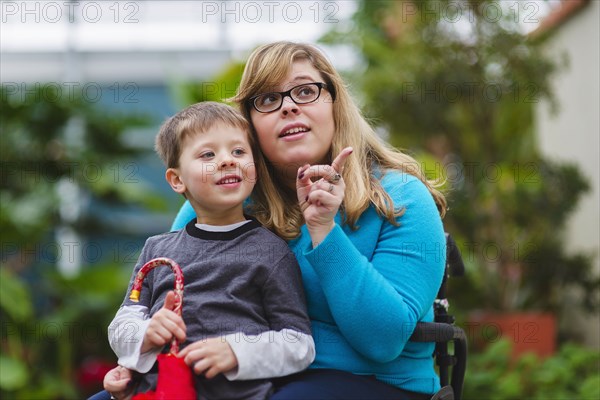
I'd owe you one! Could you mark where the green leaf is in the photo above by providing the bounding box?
[0,268,33,322]
[580,374,600,399]
[0,355,29,391]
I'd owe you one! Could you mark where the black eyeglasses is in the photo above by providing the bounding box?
[248,82,329,113]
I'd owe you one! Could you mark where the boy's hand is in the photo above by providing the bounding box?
[103,366,133,400]
[179,337,238,379]
[141,291,186,353]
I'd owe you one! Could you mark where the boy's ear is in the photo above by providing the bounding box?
[166,168,186,194]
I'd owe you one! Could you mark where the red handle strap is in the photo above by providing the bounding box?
[129,257,184,354]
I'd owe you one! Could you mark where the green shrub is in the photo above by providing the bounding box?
[463,340,600,399]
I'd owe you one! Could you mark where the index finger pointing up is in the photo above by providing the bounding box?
[332,147,353,173]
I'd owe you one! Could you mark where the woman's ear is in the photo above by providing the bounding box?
[166,168,186,194]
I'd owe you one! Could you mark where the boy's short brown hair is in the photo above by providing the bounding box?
[155,102,251,168]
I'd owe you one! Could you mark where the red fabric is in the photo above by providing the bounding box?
[132,392,155,400]
[132,354,197,400]
[77,358,114,393]
[155,354,196,399]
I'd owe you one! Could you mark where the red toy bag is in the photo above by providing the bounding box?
[130,257,197,400]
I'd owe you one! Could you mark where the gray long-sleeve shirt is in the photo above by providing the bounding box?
[109,218,314,400]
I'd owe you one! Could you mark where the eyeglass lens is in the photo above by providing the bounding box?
[253,83,322,112]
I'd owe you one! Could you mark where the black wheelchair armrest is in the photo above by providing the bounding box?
[409,321,464,343]
[405,234,467,400]
[410,322,467,400]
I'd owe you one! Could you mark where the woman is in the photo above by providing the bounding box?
[172,41,447,399]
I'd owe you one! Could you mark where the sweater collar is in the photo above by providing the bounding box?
[185,216,261,241]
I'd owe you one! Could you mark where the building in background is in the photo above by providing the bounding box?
[1,0,355,274]
[534,0,600,348]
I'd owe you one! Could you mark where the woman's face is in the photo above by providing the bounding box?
[249,60,335,180]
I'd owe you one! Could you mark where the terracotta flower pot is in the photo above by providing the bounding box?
[467,312,557,359]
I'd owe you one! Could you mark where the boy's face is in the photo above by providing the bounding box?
[167,123,256,224]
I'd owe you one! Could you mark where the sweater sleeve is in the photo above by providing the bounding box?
[222,329,314,380]
[108,305,160,372]
[303,174,445,362]
[108,239,162,372]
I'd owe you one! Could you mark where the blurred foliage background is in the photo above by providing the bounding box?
[2,0,599,398]
[1,85,159,397]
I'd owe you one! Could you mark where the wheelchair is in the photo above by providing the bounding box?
[409,234,467,400]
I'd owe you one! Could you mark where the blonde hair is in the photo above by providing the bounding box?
[155,101,251,168]
[233,42,447,240]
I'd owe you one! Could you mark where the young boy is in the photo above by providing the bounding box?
[104,102,314,399]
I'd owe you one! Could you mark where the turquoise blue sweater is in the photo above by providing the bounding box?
[171,171,445,394]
